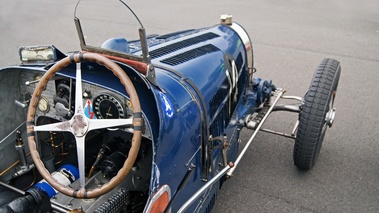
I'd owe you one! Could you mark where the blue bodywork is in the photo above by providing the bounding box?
[108,23,273,211]
[0,22,274,212]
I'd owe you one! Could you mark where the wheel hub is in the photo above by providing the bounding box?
[325,108,336,127]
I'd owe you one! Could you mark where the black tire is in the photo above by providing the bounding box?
[293,58,341,170]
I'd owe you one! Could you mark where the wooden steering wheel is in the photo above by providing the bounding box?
[26,52,143,198]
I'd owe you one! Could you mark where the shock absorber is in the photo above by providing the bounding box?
[13,129,35,178]
[15,130,27,170]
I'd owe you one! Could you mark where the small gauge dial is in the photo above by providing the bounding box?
[93,94,125,119]
[38,97,50,113]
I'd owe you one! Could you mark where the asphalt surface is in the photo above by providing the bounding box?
[1,0,379,212]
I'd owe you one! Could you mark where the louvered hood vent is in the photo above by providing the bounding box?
[150,32,219,59]
[160,44,220,66]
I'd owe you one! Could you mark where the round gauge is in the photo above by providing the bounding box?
[38,97,50,113]
[93,94,125,119]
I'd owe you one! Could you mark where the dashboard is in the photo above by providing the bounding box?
[19,69,150,138]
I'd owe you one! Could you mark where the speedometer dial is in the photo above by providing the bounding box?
[93,94,125,119]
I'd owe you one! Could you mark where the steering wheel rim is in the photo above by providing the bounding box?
[26,52,143,198]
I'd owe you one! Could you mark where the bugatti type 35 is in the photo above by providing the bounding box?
[0,4,340,213]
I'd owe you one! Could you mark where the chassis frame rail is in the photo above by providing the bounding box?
[179,88,303,212]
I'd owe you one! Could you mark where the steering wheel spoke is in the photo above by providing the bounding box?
[74,63,84,114]
[88,118,133,131]
[75,136,86,190]
[33,121,71,132]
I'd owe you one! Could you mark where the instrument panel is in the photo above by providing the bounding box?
[19,70,150,138]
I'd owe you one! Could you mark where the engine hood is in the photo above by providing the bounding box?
[140,23,249,98]
[129,23,251,130]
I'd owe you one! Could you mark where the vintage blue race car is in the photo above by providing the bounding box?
[0,1,340,213]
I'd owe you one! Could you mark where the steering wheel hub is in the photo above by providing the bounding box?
[71,114,89,137]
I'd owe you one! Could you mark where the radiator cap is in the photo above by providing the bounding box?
[220,14,233,25]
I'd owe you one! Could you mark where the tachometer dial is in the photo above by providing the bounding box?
[93,94,125,119]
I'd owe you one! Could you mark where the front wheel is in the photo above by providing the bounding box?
[293,58,341,170]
